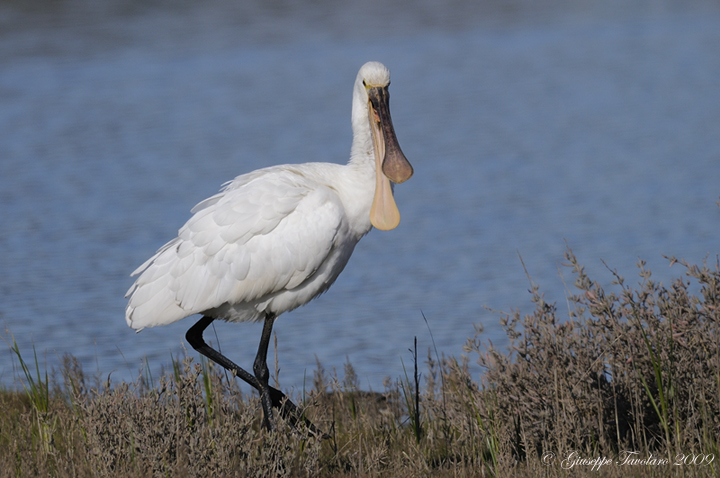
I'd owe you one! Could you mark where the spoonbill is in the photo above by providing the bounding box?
[125,61,413,432]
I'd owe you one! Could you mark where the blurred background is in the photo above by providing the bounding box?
[1,0,719,393]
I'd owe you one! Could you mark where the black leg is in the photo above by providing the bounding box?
[185,315,328,437]
[254,313,276,430]
[186,315,259,387]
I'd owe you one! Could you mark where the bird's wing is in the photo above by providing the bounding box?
[125,166,345,329]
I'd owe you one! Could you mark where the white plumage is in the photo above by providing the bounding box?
[125,61,413,332]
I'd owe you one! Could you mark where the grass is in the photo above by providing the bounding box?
[2,246,720,477]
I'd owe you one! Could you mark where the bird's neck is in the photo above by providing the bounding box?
[348,98,375,170]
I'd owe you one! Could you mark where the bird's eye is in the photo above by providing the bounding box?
[362,80,367,87]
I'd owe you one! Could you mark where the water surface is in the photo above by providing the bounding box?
[1,0,719,392]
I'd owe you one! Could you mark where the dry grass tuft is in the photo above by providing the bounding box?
[2,247,719,477]
[466,249,720,467]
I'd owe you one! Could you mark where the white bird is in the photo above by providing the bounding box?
[125,61,413,432]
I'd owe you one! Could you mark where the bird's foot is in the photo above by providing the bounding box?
[268,386,330,439]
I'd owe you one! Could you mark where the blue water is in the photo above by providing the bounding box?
[1,1,719,393]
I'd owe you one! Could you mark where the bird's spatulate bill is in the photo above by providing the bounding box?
[368,87,413,231]
[370,166,400,231]
[369,107,400,230]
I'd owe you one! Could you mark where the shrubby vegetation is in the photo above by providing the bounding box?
[2,247,719,477]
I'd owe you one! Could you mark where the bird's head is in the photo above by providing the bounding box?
[355,61,413,231]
